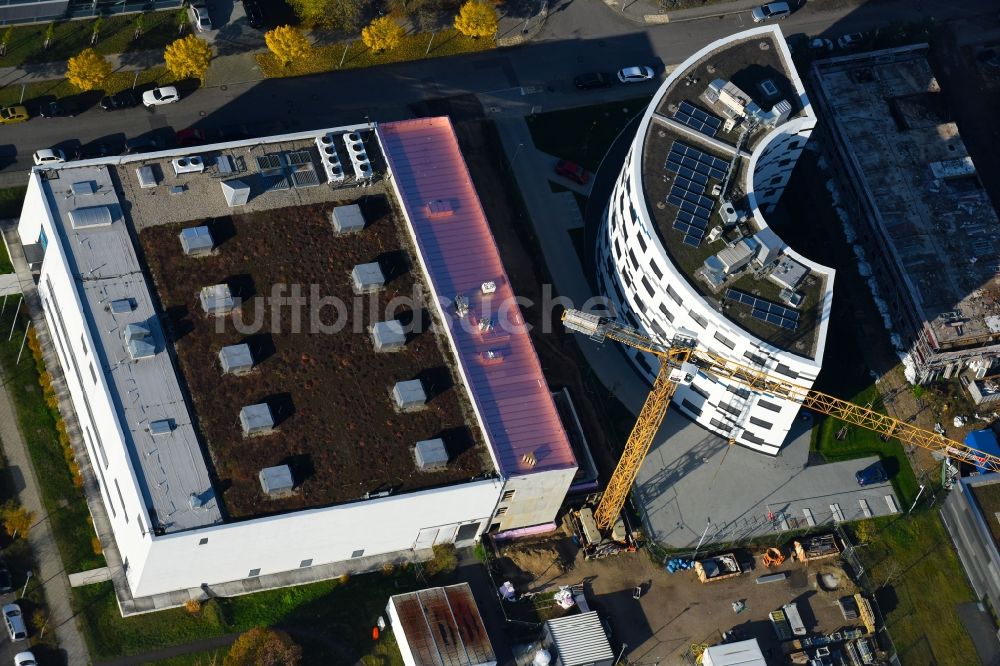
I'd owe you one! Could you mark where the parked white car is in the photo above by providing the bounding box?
[617,66,655,84]
[189,3,212,32]
[837,32,864,49]
[751,1,790,22]
[33,148,66,165]
[143,86,180,107]
[809,38,833,52]
[14,652,37,666]
[3,603,26,641]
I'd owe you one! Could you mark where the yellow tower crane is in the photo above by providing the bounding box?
[561,309,1000,550]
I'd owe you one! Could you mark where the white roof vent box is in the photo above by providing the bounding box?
[414,438,449,470]
[125,322,156,360]
[219,343,254,375]
[352,261,385,295]
[200,284,236,315]
[392,379,427,412]
[240,403,275,437]
[331,204,366,234]
[371,320,406,352]
[259,464,295,497]
[179,226,214,256]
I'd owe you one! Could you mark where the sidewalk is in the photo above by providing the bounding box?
[0,223,90,664]
[609,0,868,26]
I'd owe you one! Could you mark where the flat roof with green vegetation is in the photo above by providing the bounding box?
[138,198,491,519]
[970,480,1000,551]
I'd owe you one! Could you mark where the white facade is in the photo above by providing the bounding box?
[16,121,575,607]
[596,27,834,454]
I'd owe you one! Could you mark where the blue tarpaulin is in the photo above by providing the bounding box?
[965,430,1000,474]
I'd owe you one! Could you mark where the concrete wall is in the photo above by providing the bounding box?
[134,480,501,597]
[940,475,1000,614]
[492,468,576,532]
[595,27,831,455]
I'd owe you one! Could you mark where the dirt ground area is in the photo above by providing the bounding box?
[493,529,866,665]
[138,197,490,518]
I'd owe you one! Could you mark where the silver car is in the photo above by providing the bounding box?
[751,1,790,22]
[190,3,212,32]
[3,603,26,642]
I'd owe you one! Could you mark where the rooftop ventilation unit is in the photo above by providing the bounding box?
[179,226,214,256]
[240,403,274,436]
[109,298,134,314]
[172,156,205,175]
[200,284,236,315]
[414,438,449,470]
[69,205,115,230]
[149,419,173,436]
[221,179,251,207]
[316,133,346,183]
[331,204,365,234]
[427,199,454,218]
[392,379,427,411]
[769,255,809,290]
[371,320,406,351]
[343,131,373,181]
[125,323,156,360]
[352,262,385,294]
[136,166,157,189]
[71,181,96,196]
[259,464,295,497]
[290,163,321,189]
[219,343,254,375]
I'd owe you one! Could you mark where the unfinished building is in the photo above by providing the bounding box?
[812,45,1000,385]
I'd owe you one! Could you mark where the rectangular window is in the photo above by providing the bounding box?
[690,383,710,400]
[622,272,632,289]
[775,363,799,379]
[80,334,88,356]
[501,489,515,502]
[659,303,675,323]
[635,351,654,376]
[103,480,116,518]
[770,175,782,185]
[114,479,129,523]
[642,276,655,298]
[248,568,261,577]
[710,418,730,430]
[742,431,767,445]
[650,320,668,339]
[632,294,647,313]
[713,331,735,350]
[89,363,98,385]
[300,559,313,568]
[351,549,365,558]
[680,399,702,416]
[727,385,751,399]
[689,310,707,328]
[778,158,792,167]
[137,515,144,537]
[749,416,773,430]
[666,284,682,305]
[199,538,209,545]
[629,249,639,270]
[636,232,647,252]
[719,402,742,417]
[614,238,622,260]
[495,507,508,516]
[650,261,663,280]
[744,351,766,366]
[758,399,782,412]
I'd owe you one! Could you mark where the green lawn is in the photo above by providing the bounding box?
[74,570,420,663]
[526,96,652,171]
[0,66,173,108]
[256,29,493,78]
[0,240,11,275]
[0,186,26,221]
[0,11,181,68]
[854,512,978,664]
[765,152,921,507]
[0,306,104,574]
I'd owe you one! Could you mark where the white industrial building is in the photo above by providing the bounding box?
[595,26,835,454]
[14,117,578,613]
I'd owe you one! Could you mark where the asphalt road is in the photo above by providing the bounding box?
[0,0,994,183]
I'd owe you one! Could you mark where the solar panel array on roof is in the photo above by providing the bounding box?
[674,101,723,138]
[664,141,728,248]
[726,288,800,330]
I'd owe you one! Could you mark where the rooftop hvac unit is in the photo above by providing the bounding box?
[69,205,115,230]
[259,464,295,497]
[315,133,346,183]
[179,226,214,256]
[109,298,134,314]
[392,379,426,411]
[414,438,449,469]
[125,323,155,360]
[172,156,205,175]
[352,262,385,295]
[219,343,254,375]
[331,204,366,234]
[221,179,251,207]
[371,320,406,351]
[240,403,274,436]
[200,284,236,315]
[343,131,373,181]
[71,181,96,196]
[148,419,173,436]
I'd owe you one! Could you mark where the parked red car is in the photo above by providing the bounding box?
[555,159,589,185]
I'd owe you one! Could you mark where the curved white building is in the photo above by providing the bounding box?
[596,26,835,454]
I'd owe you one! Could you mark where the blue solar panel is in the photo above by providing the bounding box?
[727,289,800,330]
[683,235,703,247]
[673,101,723,138]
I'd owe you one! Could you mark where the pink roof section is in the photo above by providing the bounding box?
[378,118,578,477]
